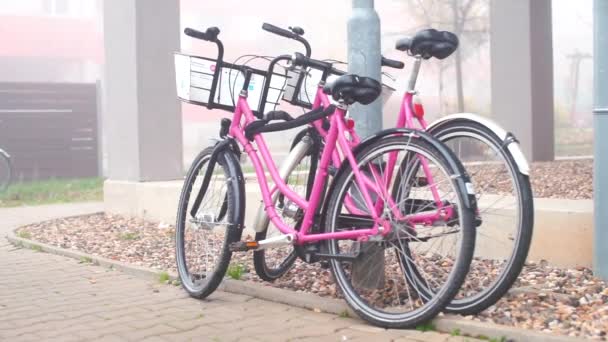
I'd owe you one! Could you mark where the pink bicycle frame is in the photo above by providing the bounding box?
[308,85,451,224]
[228,94,392,244]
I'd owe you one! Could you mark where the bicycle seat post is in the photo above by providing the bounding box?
[407,55,423,93]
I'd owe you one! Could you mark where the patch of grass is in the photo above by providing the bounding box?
[488,337,507,342]
[415,322,436,332]
[17,231,31,239]
[338,310,350,318]
[451,328,461,336]
[226,263,245,280]
[0,178,103,208]
[119,232,139,241]
[79,256,93,264]
[30,245,42,252]
[158,271,170,283]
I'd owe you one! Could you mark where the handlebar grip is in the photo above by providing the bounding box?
[184,28,208,40]
[381,56,405,69]
[292,52,332,70]
[330,67,346,76]
[262,23,295,39]
[184,27,220,42]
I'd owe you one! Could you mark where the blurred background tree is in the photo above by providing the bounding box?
[388,0,489,113]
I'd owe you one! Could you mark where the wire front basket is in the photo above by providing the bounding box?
[278,65,396,109]
[175,52,396,118]
[174,53,271,116]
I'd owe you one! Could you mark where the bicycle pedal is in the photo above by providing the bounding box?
[229,241,259,252]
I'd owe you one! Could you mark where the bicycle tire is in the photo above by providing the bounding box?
[323,135,476,329]
[429,120,534,315]
[175,146,244,299]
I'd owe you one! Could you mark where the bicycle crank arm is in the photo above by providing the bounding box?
[229,233,295,252]
[313,252,361,261]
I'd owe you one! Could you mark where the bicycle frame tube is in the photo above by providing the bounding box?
[310,88,393,218]
[229,95,386,244]
[308,83,449,223]
[397,92,443,206]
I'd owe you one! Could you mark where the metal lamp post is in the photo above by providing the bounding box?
[347,0,383,138]
[593,0,608,278]
[347,0,385,289]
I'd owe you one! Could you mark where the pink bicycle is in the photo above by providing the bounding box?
[175,26,478,328]
[254,24,534,316]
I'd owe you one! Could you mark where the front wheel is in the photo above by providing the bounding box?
[175,146,244,299]
[324,135,476,329]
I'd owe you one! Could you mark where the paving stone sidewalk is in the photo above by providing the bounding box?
[0,203,472,341]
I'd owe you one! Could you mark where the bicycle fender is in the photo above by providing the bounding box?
[290,126,321,151]
[223,142,246,234]
[427,113,530,175]
[191,138,246,233]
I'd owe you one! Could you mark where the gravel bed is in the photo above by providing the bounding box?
[17,212,607,340]
[528,159,593,199]
[448,159,592,200]
[248,159,593,200]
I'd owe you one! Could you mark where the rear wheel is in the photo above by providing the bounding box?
[175,147,243,298]
[324,135,476,328]
[253,130,319,281]
[429,120,534,315]
[0,151,11,193]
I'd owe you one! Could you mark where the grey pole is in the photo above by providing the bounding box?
[348,0,382,137]
[593,0,608,278]
[348,0,384,289]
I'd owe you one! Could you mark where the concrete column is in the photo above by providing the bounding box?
[348,0,383,137]
[490,0,555,161]
[593,0,608,279]
[103,0,182,182]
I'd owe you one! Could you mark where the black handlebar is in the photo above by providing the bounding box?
[262,23,295,40]
[262,23,312,57]
[381,56,405,69]
[183,26,224,110]
[184,27,220,42]
[292,52,333,71]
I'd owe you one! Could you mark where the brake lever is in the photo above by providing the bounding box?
[289,26,305,36]
[382,71,397,82]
